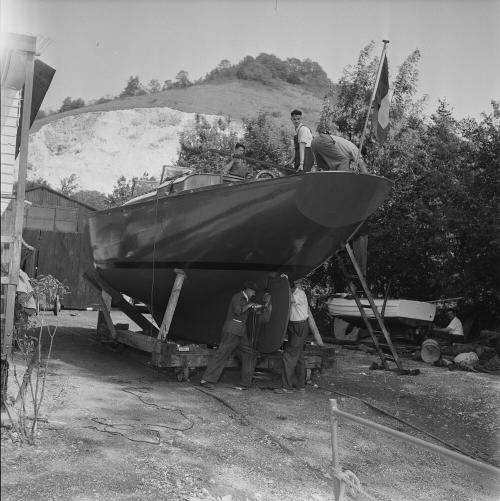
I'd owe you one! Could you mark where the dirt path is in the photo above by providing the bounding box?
[2,311,499,500]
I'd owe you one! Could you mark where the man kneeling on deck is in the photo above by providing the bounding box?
[200,281,261,390]
[311,121,367,172]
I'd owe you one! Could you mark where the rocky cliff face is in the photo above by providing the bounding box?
[28,106,237,193]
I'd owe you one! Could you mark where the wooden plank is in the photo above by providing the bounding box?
[24,206,56,231]
[33,231,100,309]
[113,329,158,353]
[54,206,78,233]
[84,268,158,335]
[1,284,17,358]
[158,269,186,341]
[97,291,117,340]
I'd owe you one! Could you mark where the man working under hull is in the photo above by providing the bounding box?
[274,278,321,393]
[200,281,261,390]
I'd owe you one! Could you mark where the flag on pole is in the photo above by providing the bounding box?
[372,55,389,143]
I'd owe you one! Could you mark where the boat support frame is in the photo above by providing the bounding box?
[83,268,333,381]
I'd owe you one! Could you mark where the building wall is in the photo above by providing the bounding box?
[21,187,99,309]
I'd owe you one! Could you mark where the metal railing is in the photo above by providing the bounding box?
[329,399,500,500]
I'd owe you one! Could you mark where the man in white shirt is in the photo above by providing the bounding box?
[311,121,367,172]
[289,109,314,172]
[275,278,310,393]
[434,308,464,338]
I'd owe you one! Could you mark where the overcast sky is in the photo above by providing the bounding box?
[2,0,499,119]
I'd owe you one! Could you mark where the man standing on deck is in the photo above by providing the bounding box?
[223,143,250,180]
[200,281,261,390]
[288,110,314,172]
[311,121,367,172]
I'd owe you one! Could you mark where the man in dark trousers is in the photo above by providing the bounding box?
[289,109,314,172]
[311,121,367,172]
[275,278,310,393]
[200,281,261,390]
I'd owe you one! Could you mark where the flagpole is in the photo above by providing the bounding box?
[355,39,390,172]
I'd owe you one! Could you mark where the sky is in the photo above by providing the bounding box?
[2,0,499,120]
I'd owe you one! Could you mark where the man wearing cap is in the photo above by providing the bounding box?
[200,281,261,390]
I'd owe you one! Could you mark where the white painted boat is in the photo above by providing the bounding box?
[326,297,436,327]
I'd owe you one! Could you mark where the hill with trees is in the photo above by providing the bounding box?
[32,53,333,132]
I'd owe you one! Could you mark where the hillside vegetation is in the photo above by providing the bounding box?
[34,53,333,132]
[33,80,326,133]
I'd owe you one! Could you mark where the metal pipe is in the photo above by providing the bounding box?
[329,399,346,500]
[331,406,500,477]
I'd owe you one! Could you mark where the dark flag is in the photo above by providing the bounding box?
[372,55,389,143]
[15,59,56,158]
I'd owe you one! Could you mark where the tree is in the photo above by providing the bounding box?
[178,115,238,173]
[236,62,273,84]
[58,97,86,113]
[105,173,157,207]
[242,112,290,167]
[148,79,161,94]
[120,76,146,97]
[218,59,231,70]
[304,43,499,331]
[174,70,191,88]
[317,97,334,134]
[72,190,108,209]
[59,174,79,196]
[20,177,51,191]
[106,176,132,207]
[94,95,113,105]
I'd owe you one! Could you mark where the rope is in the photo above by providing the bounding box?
[85,417,161,444]
[121,387,194,431]
[333,468,378,501]
[148,187,161,323]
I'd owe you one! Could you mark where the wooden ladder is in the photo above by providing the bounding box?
[337,242,404,372]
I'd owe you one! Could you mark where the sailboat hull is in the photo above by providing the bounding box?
[88,172,392,344]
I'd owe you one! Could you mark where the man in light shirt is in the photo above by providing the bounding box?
[311,121,367,172]
[433,308,464,339]
[275,278,310,393]
[289,109,314,172]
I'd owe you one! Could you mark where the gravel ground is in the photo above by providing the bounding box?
[1,310,499,501]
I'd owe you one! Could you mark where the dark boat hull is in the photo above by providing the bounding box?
[88,172,392,344]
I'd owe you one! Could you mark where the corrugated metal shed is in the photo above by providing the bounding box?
[22,186,100,309]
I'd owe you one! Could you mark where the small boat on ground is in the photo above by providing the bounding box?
[327,296,437,328]
[88,170,392,345]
